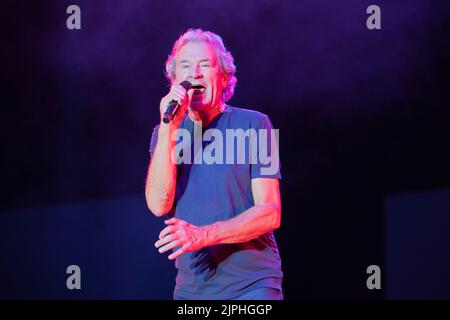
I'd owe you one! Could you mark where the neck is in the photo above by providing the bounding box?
[188,103,225,127]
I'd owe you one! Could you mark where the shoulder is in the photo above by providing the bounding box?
[150,123,161,139]
[226,106,271,126]
[152,123,161,132]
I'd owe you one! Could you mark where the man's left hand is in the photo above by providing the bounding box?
[155,217,208,260]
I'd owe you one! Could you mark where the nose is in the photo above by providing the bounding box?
[189,64,203,79]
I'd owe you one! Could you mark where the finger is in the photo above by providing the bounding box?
[159,225,176,239]
[158,239,181,254]
[175,86,187,95]
[164,218,177,225]
[168,244,189,260]
[171,89,186,101]
[155,234,177,249]
[170,93,183,105]
[172,94,187,106]
[186,89,194,100]
[165,218,187,226]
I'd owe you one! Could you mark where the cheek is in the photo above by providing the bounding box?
[175,67,188,81]
[174,73,182,82]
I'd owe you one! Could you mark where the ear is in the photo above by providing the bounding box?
[222,74,227,87]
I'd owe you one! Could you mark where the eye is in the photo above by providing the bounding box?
[181,64,190,69]
[200,64,210,68]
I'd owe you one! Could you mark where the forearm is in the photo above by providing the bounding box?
[204,203,281,246]
[145,125,177,217]
[154,179,282,260]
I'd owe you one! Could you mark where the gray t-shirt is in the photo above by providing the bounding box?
[149,106,283,299]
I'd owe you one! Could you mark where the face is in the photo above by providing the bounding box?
[174,41,226,112]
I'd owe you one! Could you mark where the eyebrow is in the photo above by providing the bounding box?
[179,58,211,64]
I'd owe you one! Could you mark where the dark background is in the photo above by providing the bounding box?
[1,0,449,299]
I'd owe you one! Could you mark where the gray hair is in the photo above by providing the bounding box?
[165,28,237,102]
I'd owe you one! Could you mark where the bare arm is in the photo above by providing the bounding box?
[145,125,178,217]
[145,84,190,217]
[155,178,281,259]
[205,177,281,244]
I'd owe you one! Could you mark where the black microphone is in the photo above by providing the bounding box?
[163,80,193,124]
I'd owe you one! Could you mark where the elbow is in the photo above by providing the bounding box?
[272,208,281,230]
[148,205,169,217]
[145,195,170,218]
[267,204,281,231]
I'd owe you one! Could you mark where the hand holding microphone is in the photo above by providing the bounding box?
[160,81,193,124]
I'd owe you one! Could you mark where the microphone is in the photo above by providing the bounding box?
[163,80,193,124]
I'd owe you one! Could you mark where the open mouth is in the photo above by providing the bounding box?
[192,85,206,94]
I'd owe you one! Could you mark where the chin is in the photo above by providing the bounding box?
[190,100,211,111]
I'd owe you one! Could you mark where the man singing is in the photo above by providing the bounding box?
[145,28,283,300]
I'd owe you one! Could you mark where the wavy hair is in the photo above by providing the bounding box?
[165,28,237,102]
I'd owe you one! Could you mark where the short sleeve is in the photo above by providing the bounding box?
[250,115,282,180]
[148,124,160,159]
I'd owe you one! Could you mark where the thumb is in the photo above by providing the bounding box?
[185,88,194,106]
